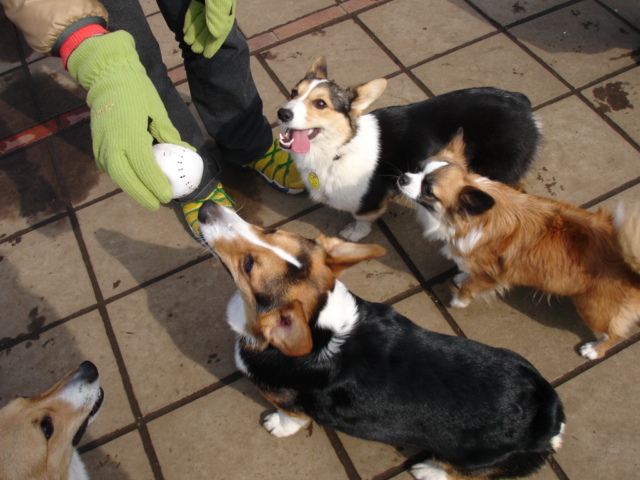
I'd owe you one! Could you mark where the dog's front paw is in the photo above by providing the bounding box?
[452,272,468,288]
[410,461,447,480]
[449,293,471,308]
[339,221,372,242]
[579,341,603,360]
[263,411,310,438]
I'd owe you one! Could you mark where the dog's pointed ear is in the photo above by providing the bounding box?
[259,301,312,356]
[349,78,387,116]
[457,185,495,216]
[316,235,386,276]
[439,128,468,168]
[306,56,328,80]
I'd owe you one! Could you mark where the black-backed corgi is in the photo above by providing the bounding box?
[198,200,565,480]
[398,132,640,359]
[0,361,104,480]
[277,56,541,241]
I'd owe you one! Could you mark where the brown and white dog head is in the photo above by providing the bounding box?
[397,131,496,235]
[277,56,387,154]
[198,201,386,356]
[0,361,104,480]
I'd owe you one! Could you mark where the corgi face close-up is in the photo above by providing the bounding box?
[0,362,104,480]
[277,56,387,155]
[197,201,386,357]
[198,201,336,356]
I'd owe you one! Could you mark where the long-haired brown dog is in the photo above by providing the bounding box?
[398,131,640,359]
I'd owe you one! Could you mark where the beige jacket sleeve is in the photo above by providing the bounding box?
[1,0,108,54]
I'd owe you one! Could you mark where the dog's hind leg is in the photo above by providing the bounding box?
[410,461,486,480]
[450,273,500,308]
[340,204,387,242]
[263,410,311,437]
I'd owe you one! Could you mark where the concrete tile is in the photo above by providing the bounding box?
[107,259,238,414]
[0,68,38,138]
[83,431,154,480]
[277,206,420,302]
[412,33,569,107]
[432,282,593,383]
[510,1,640,87]
[0,142,66,237]
[29,57,87,120]
[592,183,640,212]
[262,20,399,90]
[0,311,134,443]
[139,0,160,16]
[394,291,456,336]
[146,11,182,70]
[0,219,96,343]
[274,7,344,40]
[601,0,640,28]
[555,342,640,479]
[527,95,640,205]
[370,73,428,110]
[52,124,118,207]
[582,67,640,146]
[472,0,568,26]
[237,0,335,38]
[149,378,350,480]
[381,199,458,282]
[250,56,288,124]
[338,432,420,480]
[359,0,496,66]
[77,194,202,296]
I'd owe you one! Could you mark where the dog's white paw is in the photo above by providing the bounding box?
[339,221,372,242]
[452,272,468,288]
[263,411,309,438]
[579,342,602,360]
[449,293,470,308]
[410,461,447,480]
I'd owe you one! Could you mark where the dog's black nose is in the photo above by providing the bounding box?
[198,200,221,225]
[398,174,410,187]
[77,361,99,383]
[277,108,293,123]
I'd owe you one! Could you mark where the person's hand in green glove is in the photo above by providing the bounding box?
[183,0,236,58]
[67,31,194,211]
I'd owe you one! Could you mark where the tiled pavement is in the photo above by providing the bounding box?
[1,0,639,478]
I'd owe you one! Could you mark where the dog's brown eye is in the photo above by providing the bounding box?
[290,89,298,98]
[422,184,434,198]
[314,99,327,109]
[243,254,254,274]
[40,416,54,440]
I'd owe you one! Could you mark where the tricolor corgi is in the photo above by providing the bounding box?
[398,132,640,359]
[198,200,565,480]
[0,361,104,480]
[277,56,541,241]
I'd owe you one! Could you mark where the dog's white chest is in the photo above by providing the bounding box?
[294,115,380,213]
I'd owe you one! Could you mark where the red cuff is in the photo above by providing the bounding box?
[60,24,109,69]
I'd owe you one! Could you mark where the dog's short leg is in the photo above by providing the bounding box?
[263,410,310,437]
[450,274,498,308]
[410,461,448,480]
[579,333,619,360]
[340,206,387,242]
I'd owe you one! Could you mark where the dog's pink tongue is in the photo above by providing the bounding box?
[291,129,311,154]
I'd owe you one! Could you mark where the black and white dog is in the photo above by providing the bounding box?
[277,56,541,241]
[198,201,565,480]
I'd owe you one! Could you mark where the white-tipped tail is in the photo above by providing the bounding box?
[614,203,640,274]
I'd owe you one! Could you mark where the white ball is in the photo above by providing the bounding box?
[153,143,204,199]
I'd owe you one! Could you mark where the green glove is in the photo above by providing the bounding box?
[67,31,193,211]
[183,0,236,58]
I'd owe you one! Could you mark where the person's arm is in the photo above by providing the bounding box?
[2,0,193,210]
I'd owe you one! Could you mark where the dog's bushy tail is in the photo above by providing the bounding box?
[614,203,640,274]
